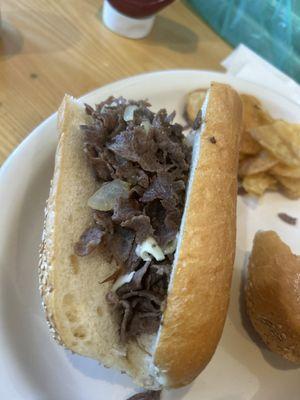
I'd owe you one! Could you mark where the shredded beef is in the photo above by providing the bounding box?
[111,260,170,342]
[128,312,160,338]
[74,226,104,256]
[107,128,160,172]
[122,215,153,243]
[125,243,141,272]
[126,390,161,400]
[75,97,191,341]
[109,226,135,266]
[119,300,133,343]
[93,210,114,234]
[163,202,181,230]
[129,185,146,199]
[113,159,149,187]
[193,110,202,130]
[119,261,151,293]
[122,290,163,305]
[112,198,141,223]
[141,173,175,203]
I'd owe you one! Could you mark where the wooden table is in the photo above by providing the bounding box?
[0,0,231,164]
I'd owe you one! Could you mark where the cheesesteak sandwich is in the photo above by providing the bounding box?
[39,82,242,390]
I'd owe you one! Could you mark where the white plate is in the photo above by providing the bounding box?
[0,71,299,400]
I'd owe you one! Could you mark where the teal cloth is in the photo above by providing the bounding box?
[187,0,300,82]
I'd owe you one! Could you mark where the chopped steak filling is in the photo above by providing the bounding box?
[126,390,161,400]
[75,97,192,342]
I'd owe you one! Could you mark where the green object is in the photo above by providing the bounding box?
[187,0,300,82]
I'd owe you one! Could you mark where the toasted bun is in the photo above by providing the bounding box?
[39,82,242,389]
[245,231,300,363]
[154,82,242,387]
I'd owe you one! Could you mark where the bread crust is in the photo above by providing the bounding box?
[154,82,242,387]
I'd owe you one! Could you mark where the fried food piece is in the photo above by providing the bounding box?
[275,175,300,199]
[250,120,300,167]
[240,94,273,155]
[238,150,277,177]
[271,163,300,179]
[245,231,300,363]
[185,88,207,125]
[242,172,277,196]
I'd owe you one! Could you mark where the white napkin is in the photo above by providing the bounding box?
[221,44,300,105]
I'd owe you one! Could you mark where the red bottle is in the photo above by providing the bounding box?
[102,0,176,39]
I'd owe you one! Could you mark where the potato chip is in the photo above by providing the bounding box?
[239,152,247,161]
[275,175,300,199]
[238,150,278,177]
[250,120,300,167]
[185,88,207,125]
[239,94,273,155]
[241,94,274,131]
[242,172,277,196]
[271,163,300,179]
[240,129,261,155]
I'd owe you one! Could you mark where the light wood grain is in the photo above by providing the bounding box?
[0,0,231,164]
